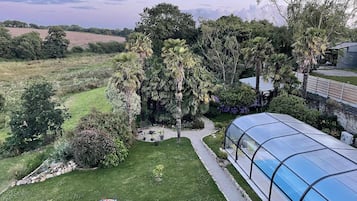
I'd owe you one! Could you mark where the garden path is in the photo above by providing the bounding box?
[139,118,246,201]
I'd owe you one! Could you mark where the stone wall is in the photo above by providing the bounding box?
[307,93,357,134]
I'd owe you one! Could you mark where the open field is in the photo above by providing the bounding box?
[0,138,225,201]
[6,27,126,49]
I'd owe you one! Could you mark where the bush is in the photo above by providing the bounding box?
[217,150,228,159]
[71,129,116,168]
[191,118,204,129]
[88,41,125,54]
[49,139,73,163]
[76,109,133,147]
[268,93,320,127]
[71,46,84,53]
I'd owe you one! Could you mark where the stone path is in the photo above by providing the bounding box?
[139,118,246,201]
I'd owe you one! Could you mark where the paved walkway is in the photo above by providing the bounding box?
[139,118,246,201]
[315,69,357,77]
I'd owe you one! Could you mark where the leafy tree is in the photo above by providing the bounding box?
[293,28,327,98]
[243,37,274,97]
[126,32,153,63]
[43,26,70,58]
[199,15,248,86]
[106,52,144,132]
[0,27,13,59]
[162,39,196,142]
[12,32,43,60]
[6,81,65,154]
[135,3,197,54]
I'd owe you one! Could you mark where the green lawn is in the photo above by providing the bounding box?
[311,72,357,86]
[1,138,225,201]
[0,128,9,143]
[62,87,112,131]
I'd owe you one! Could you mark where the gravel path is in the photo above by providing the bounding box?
[139,117,246,201]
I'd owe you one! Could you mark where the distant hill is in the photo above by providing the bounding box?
[6,27,126,49]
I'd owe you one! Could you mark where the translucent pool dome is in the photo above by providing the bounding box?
[224,113,357,201]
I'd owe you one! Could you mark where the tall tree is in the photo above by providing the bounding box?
[243,37,274,99]
[126,32,153,63]
[199,16,248,87]
[43,26,69,58]
[7,80,65,154]
[12,32,43,60]
[135,3,197,54]
[107,52,144,132]
[0,27,13,59]
[162,39,196,143]
[293,28,327,98]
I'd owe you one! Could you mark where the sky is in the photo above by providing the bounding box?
[0,0,285,29]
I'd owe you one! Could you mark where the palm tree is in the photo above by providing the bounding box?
[109,52,144,132]
[161,39,195,143]
[293,28,327,98]
[126,32,153,64]
[264,53,299,97]
[243,37,274,104]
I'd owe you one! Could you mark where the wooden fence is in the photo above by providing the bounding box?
[296,73,357,107]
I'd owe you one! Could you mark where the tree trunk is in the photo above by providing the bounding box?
[230,63,237,85]
[126,91,133,133]
[302,65,310,98]
[176,97,182,143]
[255,60,261,94]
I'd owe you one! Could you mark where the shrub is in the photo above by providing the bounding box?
[71,46,84,53]
[76,109,133,147]
[191,118,204,129]
[217,150,228,159]
[152,164,164,181]
[71,129,116,168]
[268,93,320,127]
[49,139,73,163]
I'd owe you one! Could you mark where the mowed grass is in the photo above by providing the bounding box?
[0,138,225,201]
[62,87,112,131]
[311,72,357,86]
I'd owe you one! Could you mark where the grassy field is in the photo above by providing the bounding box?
[203,114,261,201]
[311,72,357,86]
[0,138,225,201]
[62,87,112,131]
[6,27,125,49]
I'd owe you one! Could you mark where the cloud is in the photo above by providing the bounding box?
[1,0,84,4]
[185,5,286,26]
[103,0,127,5]
[71,6,96,10]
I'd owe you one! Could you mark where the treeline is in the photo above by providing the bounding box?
[0,26,69,60]
[0,20,133,38]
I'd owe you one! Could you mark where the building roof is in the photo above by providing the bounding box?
[239,76,275,92]
[226,113,357,200]
[330,42,357,50]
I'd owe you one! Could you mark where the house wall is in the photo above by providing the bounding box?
[337,48,357,68]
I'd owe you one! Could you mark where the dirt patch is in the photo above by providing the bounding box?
[6,27,126,49]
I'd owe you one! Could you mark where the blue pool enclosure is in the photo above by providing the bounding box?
[224,113,357,201]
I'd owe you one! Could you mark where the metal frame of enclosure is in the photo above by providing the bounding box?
[224,113,357,201]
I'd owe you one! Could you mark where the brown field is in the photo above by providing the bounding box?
[6,27,126,49]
